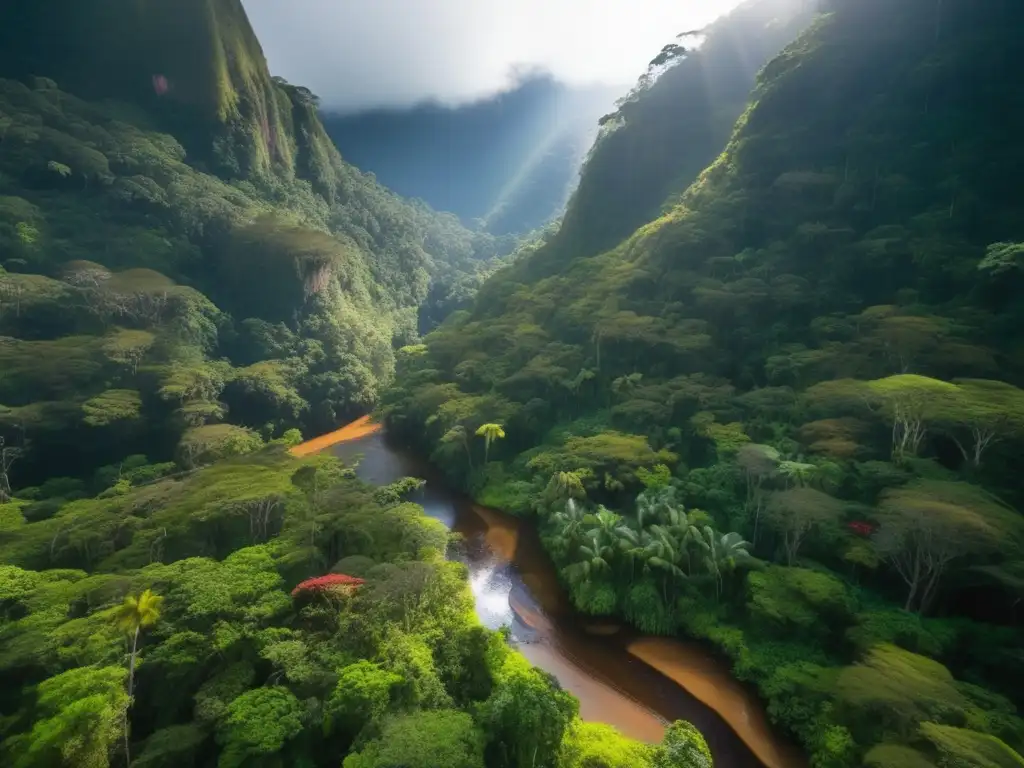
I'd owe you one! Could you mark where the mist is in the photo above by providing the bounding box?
[242,0,743,110]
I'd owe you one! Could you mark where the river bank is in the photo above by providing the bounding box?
[290,414,382,456]
[291,422,805,768]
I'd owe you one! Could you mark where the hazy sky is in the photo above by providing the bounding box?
[242,0,744,111]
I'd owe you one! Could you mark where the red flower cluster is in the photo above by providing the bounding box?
[848,521,875,537]
[291,573,365,598]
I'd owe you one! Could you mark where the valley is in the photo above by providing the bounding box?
[310,423,805,768]
[2,0,1024,767]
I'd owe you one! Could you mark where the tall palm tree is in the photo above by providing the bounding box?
[616,526,652,580]
[636,526,688,602]
[610,372,643,400]
[778,460,817,488]
[475,423,506,463]
[585,506,623,539]
[554,471,586,500]
[438,425,473,469]
[113,588,163,763]
[565,368,596,413]
[656,505,691,539]
[563,529,615,586]
[692,527,753,598]
[636,486,688,530]
[619,526,679,583]
[549,498,588,550]
[635,489,660,530]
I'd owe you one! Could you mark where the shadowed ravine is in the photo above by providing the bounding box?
[293,421,805,768]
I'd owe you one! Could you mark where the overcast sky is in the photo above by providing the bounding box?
[242,0,744,111]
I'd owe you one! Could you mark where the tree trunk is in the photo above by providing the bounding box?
[124,625,139,766]
[919,566,944,615]
[785,531,800,565]
[904,555,922,612]
[752,498,763,546]
[128,626,139,697]
[904,581,918,612]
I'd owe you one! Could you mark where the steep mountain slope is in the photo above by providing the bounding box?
[0,0,511,489]
[383,0,1024,765]
[322,77,619,235]
[0,0,337,187]
[0,5,714,768]
[528,0,813,272]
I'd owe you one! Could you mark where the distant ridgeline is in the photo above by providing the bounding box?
[322,77,620,236]
[0,0,519,489]
[383,0,1024,766]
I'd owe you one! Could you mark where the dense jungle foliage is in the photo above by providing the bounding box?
[0,3,519,490]
[0,447,713,767]
[382,0,1024,766]
[0,2,717,766]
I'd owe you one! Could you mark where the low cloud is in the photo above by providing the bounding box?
[242,0,742,111]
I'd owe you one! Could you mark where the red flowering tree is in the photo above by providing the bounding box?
[848,521,875,537]
[291,573,365,602]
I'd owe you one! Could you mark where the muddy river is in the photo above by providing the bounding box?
[296,418,805,768]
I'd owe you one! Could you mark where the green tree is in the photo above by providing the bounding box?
[736,443,780,543]
[645,526,691,602]
[978,241,1024,275]
[547,498,589,559]
[555,470,587,499]
[692,527,753,598]
[475,423,506,463]
[290,458,349,564]
[564,527,617,587]
[81,390,143,428]
[343,709,484,768]
[112,588,163,763]
[652,720,712,768]
[176,424,263,469]
[558,721,655,768]
[9,665,128,768]
[325,661,403,738]
[112,588,163,702]
[747,566,853,637]
[834,644,965,740]
[944,379,1024,467]
[102,329,155,375]
[765,488,845,565]
[0,436,18,503]
[776,461,819,489]
[866,375,960,462]
[132,725,206,768]
[216,686,304,768]
[874,481,1021,613]
[479,655,577,768]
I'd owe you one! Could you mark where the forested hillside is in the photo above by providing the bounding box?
[0,446,712,767]
[0,0,516,491]
[383,0,1024,765]
[530,0,812,272]
[0,2,714,767]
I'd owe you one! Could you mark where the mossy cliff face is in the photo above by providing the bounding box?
[0,0,344,195]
